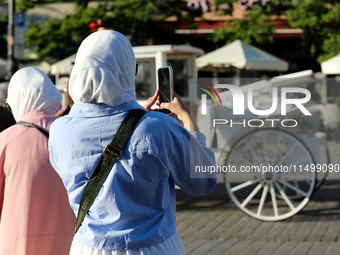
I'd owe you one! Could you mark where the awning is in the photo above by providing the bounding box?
[321,54,340,74]
[196,39,288,72]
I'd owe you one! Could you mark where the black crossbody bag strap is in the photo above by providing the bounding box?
[74,109,147,235]
[17,121,49,138]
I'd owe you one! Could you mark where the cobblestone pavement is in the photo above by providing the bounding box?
[176,142,340,254]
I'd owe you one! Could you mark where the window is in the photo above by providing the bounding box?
[135,60,155,100]
[167,58,188,98]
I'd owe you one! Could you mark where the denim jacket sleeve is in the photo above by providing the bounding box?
[161,119,217,196]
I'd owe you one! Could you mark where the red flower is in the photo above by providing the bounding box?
[89,22,98,33]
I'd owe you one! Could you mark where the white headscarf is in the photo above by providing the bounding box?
[6,67,62,121]
[69,30,137,107]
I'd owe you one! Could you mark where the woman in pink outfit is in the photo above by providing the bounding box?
[0,67,75,255]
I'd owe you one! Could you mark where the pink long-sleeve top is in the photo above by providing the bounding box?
[0,110,75,255]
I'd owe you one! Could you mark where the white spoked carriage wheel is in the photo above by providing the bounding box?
[225,128,316,221]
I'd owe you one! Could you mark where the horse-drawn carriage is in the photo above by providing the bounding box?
[197,70,329,221]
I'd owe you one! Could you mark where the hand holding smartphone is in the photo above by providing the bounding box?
[158,66,174,115]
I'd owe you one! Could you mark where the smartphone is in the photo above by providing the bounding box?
[158,66,174,115]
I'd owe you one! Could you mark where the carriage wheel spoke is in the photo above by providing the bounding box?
[241,182,264,208]
[245,140,265,165]
[294,180,299,191]
[278,179,308,197]
[275,182,295,210]
[289,157,310,166]
[271,133,281,165]
[261,133,270,165]
[231,178,262,192]
[257,183,269,216]
[276,142,298,166]
[270,183,279,217]
[304,179,312,186]
[231,152,255,166]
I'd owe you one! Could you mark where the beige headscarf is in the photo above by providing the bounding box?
[69,30,137,107]
[6,67,62,121]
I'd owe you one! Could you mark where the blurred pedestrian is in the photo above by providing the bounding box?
[89,19,114,33]
[0,67,76,255]
[0,81,15,131]
[48,30,217,255]
[56,84,74,116]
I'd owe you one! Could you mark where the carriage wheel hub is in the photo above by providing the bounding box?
[264,167,277,181]
[265,172,273,180]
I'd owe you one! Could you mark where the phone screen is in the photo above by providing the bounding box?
[158,67,173,114]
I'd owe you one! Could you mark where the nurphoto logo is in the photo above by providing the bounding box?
[199,84,312,128]
[197,82,223,115]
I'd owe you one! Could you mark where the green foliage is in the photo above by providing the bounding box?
[16,0,65,12]
[211,0,234,16]
[1,12,8,22]
[211,0,340,63]
[109,0,202,45]
[210,0,284,46]
[24,0,203,59]
[25,3,106,59]
[211,5,275,45]
[16,0,37,12]
[286,0,340,59]
[317,34,340,63]
[15,0,91,12]
[109,0,161,45]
